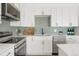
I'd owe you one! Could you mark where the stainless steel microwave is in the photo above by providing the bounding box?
[1,3,20,21]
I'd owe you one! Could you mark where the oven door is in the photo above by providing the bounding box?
[15,40,26,56]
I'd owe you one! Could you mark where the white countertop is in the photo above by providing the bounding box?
[12,35,26,37]
[0,44,15,54]
[57,44,79,56]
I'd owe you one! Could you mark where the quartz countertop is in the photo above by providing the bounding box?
[0,44,15,54]
[12,35,26,37]
[57,44,79,56]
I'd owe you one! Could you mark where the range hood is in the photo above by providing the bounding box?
[1,3,20,21]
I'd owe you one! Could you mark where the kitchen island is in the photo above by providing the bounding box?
[57,44,79,56]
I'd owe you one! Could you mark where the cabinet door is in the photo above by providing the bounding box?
[63,7,70,26]
[66,36,79,44]
[20,4,26,27]
[51,9,57,27]
[26,36,33,55]
[26,36,43,55]
[66,36,76,44]
[32,36,43,55]
[57,8,63,26]
[20,5,35,27]
[43,8,52,15]
[34,8,51,15]
[43,36,52,55]
[0,3,1,24]
[25,9,35,27]
[69,7,78,26]
[34,8,43,15]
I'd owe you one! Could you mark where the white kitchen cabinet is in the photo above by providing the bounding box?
[56,7,63,26]
[26,36,52,55]
[51,8,63,27]
[63,7,70,26]
[69,7,78,26]
[51,9,57,27]
[34,8,44,15]
[51,7,78,27]
[34,8,52,15]
[0,3,1,24]
[43,8,52,15]
[10,3,35,27]
[66,36,79,44]
[32,36,43,55]
[43,36,52,55]
[63,7,78,27]
[0,45,14,56]
[26,36,43,55]
[20,4,35,27]
[66,37,75,44]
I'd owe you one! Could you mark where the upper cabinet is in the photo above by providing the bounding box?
[34,8,52,15]
[10,4,79,27]
[69,7,78,26]
[51,6,78,27]
[51,8,63,27]
[56,7,63,26]
[63,7,78,27]
[0,3,1,24]
[63,7,70,26]
[10,4,35,27]
[51,9,57,27]
[20,4,35,27]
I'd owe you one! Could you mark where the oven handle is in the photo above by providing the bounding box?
[15,41,26,49]
[15,41,26,53]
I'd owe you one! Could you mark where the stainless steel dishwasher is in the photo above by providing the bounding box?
[53,36,66,55]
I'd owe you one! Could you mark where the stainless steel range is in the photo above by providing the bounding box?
[0,32,26,56]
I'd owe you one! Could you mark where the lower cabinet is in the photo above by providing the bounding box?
[26,36,52,55]
[0,46,14,56]
[26,36,43,55]
[43,36,52,55]
[66,36,79,44]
